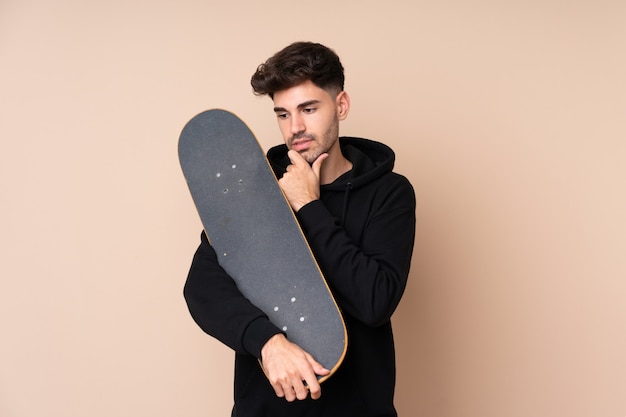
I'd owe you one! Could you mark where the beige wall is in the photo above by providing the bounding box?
[1,1,624,416]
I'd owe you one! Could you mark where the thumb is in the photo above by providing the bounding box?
[314,363,330,376]
[311,153,329,180]
[305,352,330,376]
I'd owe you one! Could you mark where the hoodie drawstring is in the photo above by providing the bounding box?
[341,182,353,224]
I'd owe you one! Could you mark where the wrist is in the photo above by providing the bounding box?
[261,333,287,359]
[243,318,284,359]
[293,197,318,213]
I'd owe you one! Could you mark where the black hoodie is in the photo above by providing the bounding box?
[184,137,416,417]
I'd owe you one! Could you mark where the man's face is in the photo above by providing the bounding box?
[272,80,347,164]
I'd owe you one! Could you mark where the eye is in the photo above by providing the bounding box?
[303,107,316,114]
[276,112,288,119]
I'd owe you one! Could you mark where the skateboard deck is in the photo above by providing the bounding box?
[178,109,347,381]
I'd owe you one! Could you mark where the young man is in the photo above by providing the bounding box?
[184,42,416,417]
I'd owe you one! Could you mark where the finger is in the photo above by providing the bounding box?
[273,375,305,402]
[273,382,286,399]
[274,376,297,402]
[302,353,327,400]
[305,351,330,377]
[311,153,329,179]
[287,149,306,166]
[283,385,296,402]
[305,376,322,400]
[293,380,309,401]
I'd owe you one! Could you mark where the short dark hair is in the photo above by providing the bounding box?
[251,42,345,98]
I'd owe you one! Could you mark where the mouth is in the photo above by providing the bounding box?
[290,137,314,152]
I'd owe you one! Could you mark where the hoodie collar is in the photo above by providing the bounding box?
[267,137,395,192]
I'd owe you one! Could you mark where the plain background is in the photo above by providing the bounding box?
[1,1,625,416]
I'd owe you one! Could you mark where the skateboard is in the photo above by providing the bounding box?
[178,109,347,381]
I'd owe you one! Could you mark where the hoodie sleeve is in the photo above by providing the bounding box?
[183,231,283,358]
[296,175,416,327]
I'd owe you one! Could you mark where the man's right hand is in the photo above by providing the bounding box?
[260,333,330,401]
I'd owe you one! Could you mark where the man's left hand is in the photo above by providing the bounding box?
[278,150,328,212]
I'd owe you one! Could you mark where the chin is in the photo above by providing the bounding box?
[301,151,320,164]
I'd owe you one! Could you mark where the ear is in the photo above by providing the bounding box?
[336,91,350,121]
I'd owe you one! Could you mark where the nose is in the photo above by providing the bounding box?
[290,113,305,136]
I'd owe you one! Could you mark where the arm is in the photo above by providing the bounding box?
[278,150,416,326]
[183,231,282,356]
[297,177,416,327]
[183,232,329,400]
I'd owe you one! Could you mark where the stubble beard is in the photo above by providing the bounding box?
[291,115,340,165]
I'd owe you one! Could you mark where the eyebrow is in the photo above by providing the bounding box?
[273,100,321,113]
